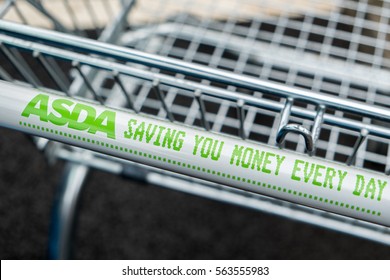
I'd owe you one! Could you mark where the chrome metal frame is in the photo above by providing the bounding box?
[0,0,389,258]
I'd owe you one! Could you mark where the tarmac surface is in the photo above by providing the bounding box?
[1,127,389,259]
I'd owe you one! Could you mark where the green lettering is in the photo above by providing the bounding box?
[323,168,336,189]
[241,148,253,168]
[312,165,325,187]
[377,180,387,201]
[337,170,347,191]
[68,103,96,131]
[145,123,157,143]
[291,160,303,181]
[47,99,73,126]
[173,131,185,151]
[193,135,204,155]
[274,155,285,176]
[89,110,116,139]
[162,128,177,149]
[262,152,274,174]
[200,138,212,158]
[153,126,166,146]
[353,175,365,196]
[124,119,137,139]
[303,162,315,183]
[230,145,243,166]
[210,140,224,161]
[250,150,265,171]
[21,94,49,121]
[364,178,376,200]
[133,121,145,141]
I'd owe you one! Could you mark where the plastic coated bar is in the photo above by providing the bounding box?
[0,81,389,227]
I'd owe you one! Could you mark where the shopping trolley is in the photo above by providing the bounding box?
[0,0,389,259]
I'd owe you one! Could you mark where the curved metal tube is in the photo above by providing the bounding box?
[276,123,314,152]
[48,162,89,260]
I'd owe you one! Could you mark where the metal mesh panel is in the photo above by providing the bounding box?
[120,0,390,174]
[0,0,389,245]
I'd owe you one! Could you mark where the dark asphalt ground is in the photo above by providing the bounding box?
[1,127,389,259]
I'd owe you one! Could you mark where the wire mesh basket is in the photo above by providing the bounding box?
[0,0,389,258]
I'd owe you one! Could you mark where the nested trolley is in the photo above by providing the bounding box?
[0,0,389,258]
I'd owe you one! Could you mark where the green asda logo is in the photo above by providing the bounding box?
[21,94,116,139]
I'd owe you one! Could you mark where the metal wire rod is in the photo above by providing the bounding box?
[0,43,39,87]
[0,20,388,122]
[276,97,293,149]
[152,79,174,122]
[236,99,246,139]
[1,32,388,141]
[0,0,13,19]
[346,128,369,166]
[113,70,136,111]
[309,105,326,156]
[276,98,314,152]
[0,65,11,81]
[12,1,27,25]
[73,61,104,104]
[34,51,70,95]
[194,89,210,131]
[25,0,69,33]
